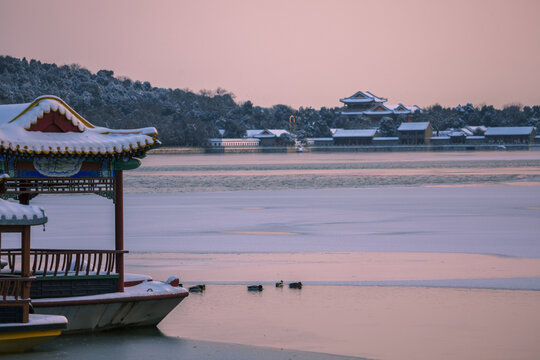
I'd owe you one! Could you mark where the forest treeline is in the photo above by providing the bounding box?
[1,56,539,145]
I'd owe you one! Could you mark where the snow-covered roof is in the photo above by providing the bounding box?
[362,104,393,116]
[398,122,430,131]
[343,103,422,116]
[333,129,377,138]
[464,125,486,132]
[245,129,262,138]
[0,198,47,226]
[484,127,535,136]
[246,129,290,138]
[340,91,387,104]
[0,96,159,157]
[385,103,411,114]
[340,110,366,116]
[407,105,422,113]
[365,91,387,103]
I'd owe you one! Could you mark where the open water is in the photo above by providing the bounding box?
[7,151,540,360]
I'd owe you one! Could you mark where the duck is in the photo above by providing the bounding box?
[189,284,206,292]
[275,280,284,288]
[247,285,263,291]
[289,282,303,289]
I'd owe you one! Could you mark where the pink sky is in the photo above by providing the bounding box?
[1,0,539,109]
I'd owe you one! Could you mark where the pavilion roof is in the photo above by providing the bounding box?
[0,198,47,226]
[0,96,159,157]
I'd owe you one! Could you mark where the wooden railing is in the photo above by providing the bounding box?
[0,249,127,277]
[0,276,33,303]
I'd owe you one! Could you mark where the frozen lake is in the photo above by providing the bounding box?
[8,151,540,360]
[20,184,540,258]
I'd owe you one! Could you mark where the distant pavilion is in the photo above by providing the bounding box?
[340,91,421,125]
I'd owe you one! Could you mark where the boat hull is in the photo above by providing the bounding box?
[0,314,67,353]
[32,281,188,333]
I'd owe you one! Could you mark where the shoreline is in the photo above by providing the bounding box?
[149,144,540,154]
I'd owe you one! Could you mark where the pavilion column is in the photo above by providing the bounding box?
[114,170,124,292]
[21,226,30,323]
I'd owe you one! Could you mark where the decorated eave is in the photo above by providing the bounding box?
[0,95,160,159]
[0,198,47,226]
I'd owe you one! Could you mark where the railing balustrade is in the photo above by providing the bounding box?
[0,276,33,303]
[0,249,127,277]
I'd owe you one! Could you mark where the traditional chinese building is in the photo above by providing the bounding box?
[340,91,421,126]
[245,129,291,147]
[332,129,378,145]
[484,127,536,144]
[397,121,433,145]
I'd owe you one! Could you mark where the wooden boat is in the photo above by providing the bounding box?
[0,198,67,352]
[0,96,188,333]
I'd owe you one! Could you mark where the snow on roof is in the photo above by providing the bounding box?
[407,105,422,113]
[0,198,47,226]
[385,103,412,114]
[0,96,159,157]
[464,125,486,133]
[340,110,365,116]
[246,129,290,138]
[340,91,387,104]
[485,127,535,136]
[267,129,290,137]
[245,129,263,137]
[398,122,430,131]
[362,104,393,116]
[333,129,377,138]
[365,91,388,103]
